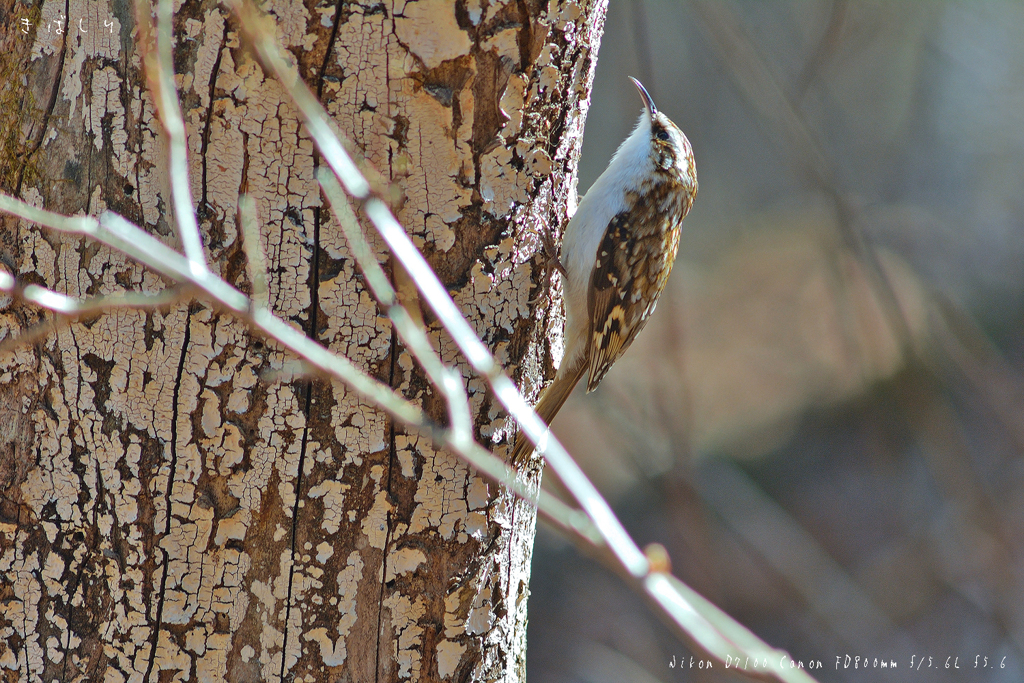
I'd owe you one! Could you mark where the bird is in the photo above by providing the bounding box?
[511,77,697,466]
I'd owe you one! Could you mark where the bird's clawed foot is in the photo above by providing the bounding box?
[528,226,566,304]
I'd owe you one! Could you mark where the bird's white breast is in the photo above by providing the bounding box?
[559,112,654,371]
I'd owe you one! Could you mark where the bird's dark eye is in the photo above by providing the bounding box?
[655,129,670,141]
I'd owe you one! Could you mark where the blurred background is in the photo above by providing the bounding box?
[527,2,1024,682]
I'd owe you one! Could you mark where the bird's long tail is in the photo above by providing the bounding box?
[510,360,587,466]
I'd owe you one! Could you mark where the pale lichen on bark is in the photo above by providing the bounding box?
[0,0,606,681]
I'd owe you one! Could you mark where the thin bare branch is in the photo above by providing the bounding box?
[133,0,207,271]
[318,169,474,445]
[0,276,186,352]
[0,318,60,353]
[157,0,206,270]
[647,573,804,680]
[1,277,182,318]
[795,0,849,99]
[238,195,270,309]
[227,0,369,200]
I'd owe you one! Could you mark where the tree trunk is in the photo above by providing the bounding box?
[0,0,606,681]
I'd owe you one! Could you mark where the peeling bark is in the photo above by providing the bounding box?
[0,0,607,681]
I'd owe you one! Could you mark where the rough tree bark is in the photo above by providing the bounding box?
[0,0,606,681]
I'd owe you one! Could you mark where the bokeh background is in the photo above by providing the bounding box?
[527,2,1024,682]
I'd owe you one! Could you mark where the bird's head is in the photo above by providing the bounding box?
[629,77,697,189]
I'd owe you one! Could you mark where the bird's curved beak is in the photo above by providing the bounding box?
[629,77,657,117]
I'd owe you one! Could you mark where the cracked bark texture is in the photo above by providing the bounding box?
[0,0,606,680]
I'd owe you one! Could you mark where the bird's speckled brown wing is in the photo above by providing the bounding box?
[586,185,689,391]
